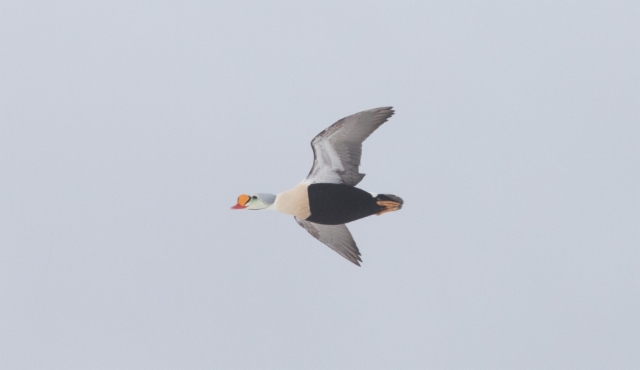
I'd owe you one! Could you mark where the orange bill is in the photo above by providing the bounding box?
[231,194,250,209]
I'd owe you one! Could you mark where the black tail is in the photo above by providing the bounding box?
[375,194,404,215]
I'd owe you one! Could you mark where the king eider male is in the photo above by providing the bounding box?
[231,107,403,266]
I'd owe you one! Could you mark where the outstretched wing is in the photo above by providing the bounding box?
[294,217,362,266]
[305,107,394,186]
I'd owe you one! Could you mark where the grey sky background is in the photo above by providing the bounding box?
[1,2,638,369]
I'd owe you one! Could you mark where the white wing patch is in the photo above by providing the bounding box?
[308,140,344,184]
[305,107,394,186]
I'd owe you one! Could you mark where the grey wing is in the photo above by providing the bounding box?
[294,217,362,266]
[305,107,395,186]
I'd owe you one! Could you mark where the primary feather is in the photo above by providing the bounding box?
[305,107,395,186]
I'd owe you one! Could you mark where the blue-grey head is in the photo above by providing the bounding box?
[231,193,276,210]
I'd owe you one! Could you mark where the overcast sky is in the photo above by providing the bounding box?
[1,2,638,369]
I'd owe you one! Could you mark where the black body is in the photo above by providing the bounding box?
[306,183,385,225]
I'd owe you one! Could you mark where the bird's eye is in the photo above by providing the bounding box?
[252,196,257,200]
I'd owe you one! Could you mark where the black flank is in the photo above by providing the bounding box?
[306,183,384,225]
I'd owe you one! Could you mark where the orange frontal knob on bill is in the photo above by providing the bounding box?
[231,194,250,209]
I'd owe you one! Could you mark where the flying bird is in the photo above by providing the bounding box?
[231,107,403,266]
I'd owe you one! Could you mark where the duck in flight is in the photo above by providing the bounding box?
[231,107,403,266]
